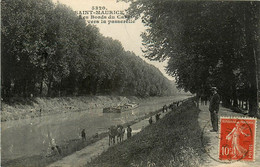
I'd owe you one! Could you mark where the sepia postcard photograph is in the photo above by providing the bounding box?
[1,0,260,166]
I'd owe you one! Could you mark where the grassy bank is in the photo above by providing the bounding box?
[1,95,191,122]
[1,96,139,121]
[87,99,206,167]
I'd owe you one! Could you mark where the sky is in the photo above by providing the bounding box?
[53,0,174,80]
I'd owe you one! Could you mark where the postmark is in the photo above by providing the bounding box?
[219,117,257,161]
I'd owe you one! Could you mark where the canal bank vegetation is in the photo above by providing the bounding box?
[1,96,142,121]
[87,98,206,167]
[1,95,136,121]
[1,94,192,122]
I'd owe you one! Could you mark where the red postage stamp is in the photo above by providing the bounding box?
[219,117,257,161]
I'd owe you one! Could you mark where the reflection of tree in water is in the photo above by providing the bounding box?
[226,122,249,158]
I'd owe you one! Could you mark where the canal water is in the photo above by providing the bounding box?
[1,95,189,162]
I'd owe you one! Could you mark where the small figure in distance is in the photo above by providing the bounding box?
[127,125,132,139]
[39,109,42,116]
[81,129,86,141]
[156,113,161,122]
[163,104,167,113]
[149,117,153,124]
[94,133,99,138]
[51,138,61,155]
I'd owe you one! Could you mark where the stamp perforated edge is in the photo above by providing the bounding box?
[218,116,257,162]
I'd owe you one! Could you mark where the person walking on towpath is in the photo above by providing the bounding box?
[81,129,86,141]
[163,105,167,112]
[127,125,132,139]
[50,138,62,155]
[149,117,153,124]
[209,87,220,132]
[155,113,161,122]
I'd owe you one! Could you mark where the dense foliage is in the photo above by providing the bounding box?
[126,1,260,116]
[1,0,176,99]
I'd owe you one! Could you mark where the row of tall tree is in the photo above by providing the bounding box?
[1,0,176,99]
[126,1,260,116]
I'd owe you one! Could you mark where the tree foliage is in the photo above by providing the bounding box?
[126,1,260,116]
[1,0,175,99]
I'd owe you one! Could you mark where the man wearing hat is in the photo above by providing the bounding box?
[209,87,220,132]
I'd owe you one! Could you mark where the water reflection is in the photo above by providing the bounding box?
[1,95,189,162]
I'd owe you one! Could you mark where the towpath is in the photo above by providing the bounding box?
[198,103,260,167]
[47,110,169,167]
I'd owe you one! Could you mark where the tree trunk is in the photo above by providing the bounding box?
[23,79,28,97]
[40,70,44,96]
[253,48,259,116]
[248,85,258,116]
[47,76,53,97]
[40,81,43,96]
[232,86,238,107]
[196,92,200,108]
[59,79,62,97]
[245,100,248,110]
[244,5,258,117]
[222,95,231,108]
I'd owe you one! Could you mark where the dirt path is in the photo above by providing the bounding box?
[47,110,168,167]
[198,103,260,167]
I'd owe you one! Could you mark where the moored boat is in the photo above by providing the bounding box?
[103,103,139,113]
[103,107,121,113]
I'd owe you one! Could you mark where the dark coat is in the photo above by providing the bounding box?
[127,127,132,138]
[209,93,220,112]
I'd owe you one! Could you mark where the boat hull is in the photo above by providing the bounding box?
[103,103,138,113]
[103,107,121,113]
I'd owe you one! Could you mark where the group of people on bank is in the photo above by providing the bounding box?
[80,124,133,146]
[107,124,132,146]
[149,113,161,124]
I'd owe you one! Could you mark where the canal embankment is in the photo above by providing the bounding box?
[86,98,206,167]
[1,95,191,167]
[1,96,138,122]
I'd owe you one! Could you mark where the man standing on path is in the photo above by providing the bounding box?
[209,87,220,132]
[127,125,132,139]
[81,129,86,141]
[149,117,153,124]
